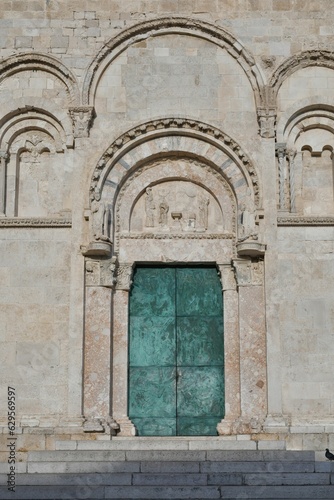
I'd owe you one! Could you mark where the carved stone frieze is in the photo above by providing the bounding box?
[120,233,233,240]
[89,117,260,207]
[69,106,95,138]
[0,217,71,227]
[115,263,134,291]
[277,216,334,226]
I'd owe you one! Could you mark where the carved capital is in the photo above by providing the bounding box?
[69,106,95,138]
[115,263,134,291]
[85,256,117,288]
[233,258,264,287]
[257,108,276,138]
[233,258,252,286]
[0,150,9,162]
[276,142,286,158]
[217,264,237,292]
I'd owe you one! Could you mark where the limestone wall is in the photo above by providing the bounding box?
[1,0,334,447]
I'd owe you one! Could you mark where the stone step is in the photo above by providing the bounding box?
[1,484,334,500]
[54,437,286,451]
[27,449,315,463]
[1,471,331,486]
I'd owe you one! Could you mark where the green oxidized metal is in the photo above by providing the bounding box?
[129,266,224,436]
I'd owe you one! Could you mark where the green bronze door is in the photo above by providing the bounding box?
[129,266,224,436]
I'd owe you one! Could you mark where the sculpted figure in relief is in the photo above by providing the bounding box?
[239,193,258,242]
[91,190,110,241]
[145,187,155,227]
[159,200,169,227]
[198,195,210,230]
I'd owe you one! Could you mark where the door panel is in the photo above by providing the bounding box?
[177,317,225,366]
[129,266,224,436]
[129,366,176,417]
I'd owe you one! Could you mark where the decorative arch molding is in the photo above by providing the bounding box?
[269,50,334,102]
[0,97,74,151]
[82,17,264,108]
[89,117,261,208]
[0,52,80,106]
[276,96,334,143]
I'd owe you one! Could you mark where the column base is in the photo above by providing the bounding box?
[115,417,137,436]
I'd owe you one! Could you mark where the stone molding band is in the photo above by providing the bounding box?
[277,216,334,226]
[0,217,72,227]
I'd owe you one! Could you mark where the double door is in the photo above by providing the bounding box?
[128,266,224,436]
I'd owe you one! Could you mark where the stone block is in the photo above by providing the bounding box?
[189,439,256,450]
[201,461,315,473]
[104,485,221,498]
[15,36,33,48]
[220,485,334,498]
[140,461,200,473]
[244,472,330,485]
[125,450,206,461]
[28,450,126,462]
[77,438,189,451]
[50,35,69,48]
[257,440,286,450]
[132,473,207,485]
[28,461,140,473]
[0,486,105,499]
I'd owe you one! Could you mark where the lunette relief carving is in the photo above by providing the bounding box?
[69,106,95,138]
[114,157,237,251]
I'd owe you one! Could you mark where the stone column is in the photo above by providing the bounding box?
[83,258,118,434]
[0,151,8,216]
[288,149,296,213]
[233,258,267,433]
[112,263,136,436]
[217,263,241,435]
[276,143,287,211]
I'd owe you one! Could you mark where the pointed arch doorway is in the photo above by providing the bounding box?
[128,264,225,436]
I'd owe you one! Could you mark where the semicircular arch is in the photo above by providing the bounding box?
[83,17,264,108]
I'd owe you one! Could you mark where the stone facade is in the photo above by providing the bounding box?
[1,0,334,451]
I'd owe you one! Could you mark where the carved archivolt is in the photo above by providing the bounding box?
[0,52,80,106]
[82,16,264,108]
[89,117,261,208]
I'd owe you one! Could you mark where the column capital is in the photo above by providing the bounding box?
[217,263,237,291]
[115,262,134,291]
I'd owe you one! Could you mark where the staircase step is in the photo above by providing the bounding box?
[55,437,277,451]
[220,484,334,499]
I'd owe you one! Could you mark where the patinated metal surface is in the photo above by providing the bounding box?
[129,266,224,436]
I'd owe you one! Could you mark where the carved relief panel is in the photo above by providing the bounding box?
[131,180,224,234]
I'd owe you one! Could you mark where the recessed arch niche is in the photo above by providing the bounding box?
[82,120,267,438]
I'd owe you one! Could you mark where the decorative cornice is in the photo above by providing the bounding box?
[82,16,263,107]
[0,217,72,227]
[90,117,260,206]
[120,233,234,240]
[278,216,334,226]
